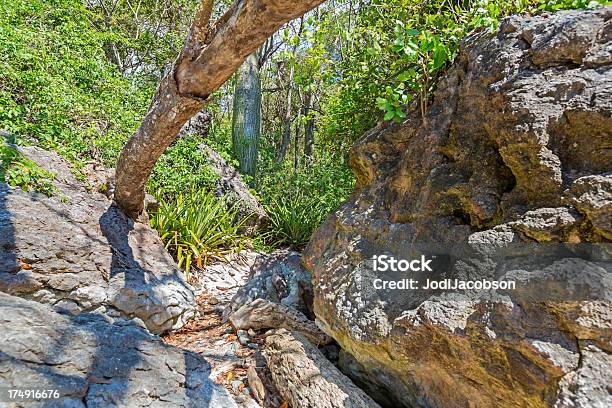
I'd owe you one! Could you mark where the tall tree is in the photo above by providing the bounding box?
[113,0,326,218]
[275,17,304,163]
[231,52,261,182]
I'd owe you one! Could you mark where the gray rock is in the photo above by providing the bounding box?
[304,8,612,408]
[224,250,314,321]
[0,146,195,334]
[0,292,237,408]
[179,109,212,137]
[199,143,269,234]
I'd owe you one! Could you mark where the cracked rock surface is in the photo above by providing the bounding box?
[0,292,236,408]
[0,146,196,334]
[304,8,612,408]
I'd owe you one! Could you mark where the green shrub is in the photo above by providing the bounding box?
[149,135,219,200]
[0,142,56,196]
[265,192,328,248]
[257,148,353,248]
[0,0,151,167]
[150,190,252,278]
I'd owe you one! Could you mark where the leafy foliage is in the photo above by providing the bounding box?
[318,0,608,137]
[150,190,252,278]
[0,0,151,167]
[0,143,56,196]
[149,134,219,200]
[265,192,328,248]
[256,142,354,248]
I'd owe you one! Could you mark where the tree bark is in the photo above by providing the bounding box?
[114,0,325,218]
[293,105,301,170]
[264,329,382,408]
[275,62,295,163]
[303,90,316,159]
[275,16,304,163]
[232,52,261,183]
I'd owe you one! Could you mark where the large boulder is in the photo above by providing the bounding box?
[0,292,237,407]
[0,146,196,333]
[304,8,611,408]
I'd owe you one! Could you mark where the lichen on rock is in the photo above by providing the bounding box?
[304,8,612,408]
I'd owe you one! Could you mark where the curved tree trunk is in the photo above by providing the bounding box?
[232,53,261,183]
[114,0,325,218]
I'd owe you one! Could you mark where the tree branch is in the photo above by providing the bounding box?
[114,0,325,218]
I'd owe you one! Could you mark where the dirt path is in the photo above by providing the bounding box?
[162,252,285,407]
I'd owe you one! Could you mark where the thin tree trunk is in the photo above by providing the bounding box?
[232,52,261,183]
[275,16,304,163]
[303,90,315,160]
[114,0,325,218]
[293,109,301,171]
[275,63,295,163]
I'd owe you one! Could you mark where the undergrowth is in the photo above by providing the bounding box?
[0,143,56,196]
[149,190,252,279]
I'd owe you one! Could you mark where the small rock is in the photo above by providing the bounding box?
[92,306,106,314]
[237,330,250,345]
[53,300,81,315]
[247,343,258,350]
[231,379,243,393]
[209,296,220,305]
[247,328,256,337]
[131,317,147,330]
[247,366,266,404]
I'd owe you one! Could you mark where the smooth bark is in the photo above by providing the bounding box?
[114,0,325,218]
[232,52,261,182]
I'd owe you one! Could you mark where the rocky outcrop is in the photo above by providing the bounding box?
[222,251,331,344]
[0,146,196,334]
[179,109,213,137]
[0,292,237,407]
[230,298,333,345]
[199,144,269,234]
[304,8,612,408]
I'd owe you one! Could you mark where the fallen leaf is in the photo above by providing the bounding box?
[18,259,32,270]
[279,401,289,408]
